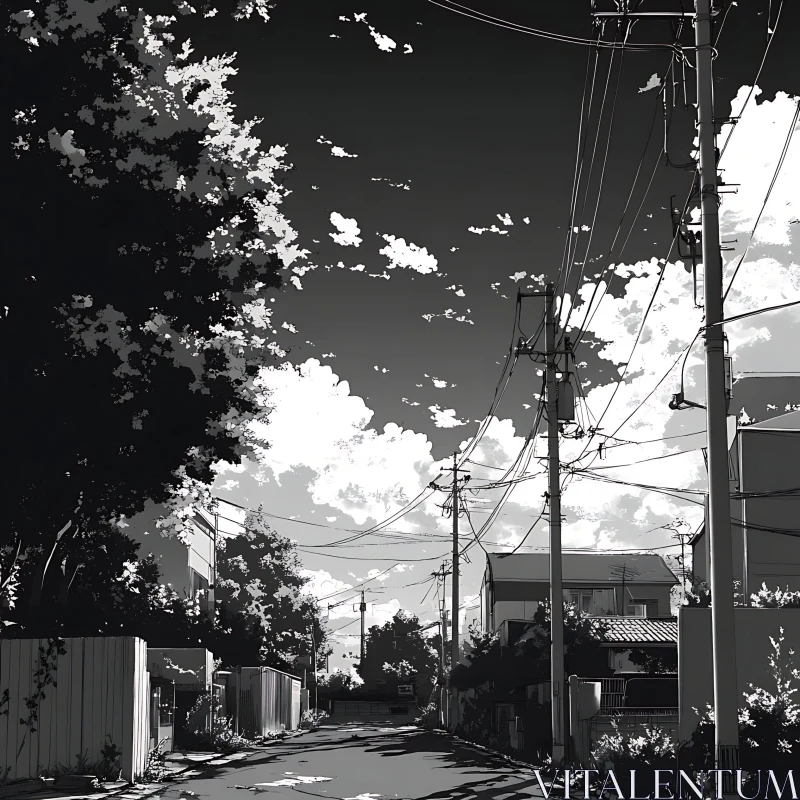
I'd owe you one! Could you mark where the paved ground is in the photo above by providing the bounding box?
[141,723,545,800]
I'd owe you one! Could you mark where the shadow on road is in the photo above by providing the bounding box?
[229,724,544,800]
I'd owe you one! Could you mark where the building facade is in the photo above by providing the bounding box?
[480,552,679,636]
[126,501,217,615]
[691,407,800,599]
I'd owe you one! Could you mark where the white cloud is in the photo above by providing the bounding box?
[510,271,527,282]
[379,234,438,274]
[638,73,661,93]
[331,145,358,158]
[403,44,413,54]
[468,224,508,235]
[329,212,362,247]
[428,405,468,428]
[431,378,448,388]
[374,365,389,373]
[247,360,439,527]
[497,213,513,226]
[421,309,474,325]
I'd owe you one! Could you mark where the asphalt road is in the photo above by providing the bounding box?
[151,723,546,800]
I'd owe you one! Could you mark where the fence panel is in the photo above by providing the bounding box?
[0,637,149,783]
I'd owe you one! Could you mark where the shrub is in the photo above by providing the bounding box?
[139,739,170,784]
[414,700,439,730]
[301,709,328,728]
[183,692,256,755]
[592,724,675,797]
[683,627,800,793]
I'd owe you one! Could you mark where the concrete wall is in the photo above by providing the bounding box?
[739,427,800,597]
[693,425,800,600]
[678,607,800,742]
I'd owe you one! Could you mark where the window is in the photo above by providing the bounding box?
[190,568,209,600]
[626,601,658,618]
[563,589,617,615]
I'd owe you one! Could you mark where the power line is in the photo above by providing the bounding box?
[556,27,604,307]
[723,95,800,301]
[717,0,785,164]
[425,0,684,55]
[560,23,629,336]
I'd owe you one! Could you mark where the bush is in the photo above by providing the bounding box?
[414,700,439,730]
[139,739,170,784]
[683,627,800,794]
[592,724,675,796]
[301,709,328,728]
[182,692,257,755]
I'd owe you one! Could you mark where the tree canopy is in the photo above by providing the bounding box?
[2,0,305,606]
[450,601,612,694]
[357,610,440,700]
[215,510,328,671]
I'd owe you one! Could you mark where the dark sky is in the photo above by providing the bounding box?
[152,0,800,664]
[176,0,800,462]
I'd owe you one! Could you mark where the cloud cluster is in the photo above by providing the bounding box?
[329,212,362,247]
[379,234,438,274]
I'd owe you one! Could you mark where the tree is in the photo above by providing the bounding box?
[357,611,440,701]
[214,510,327,672]
[2,0,305,607]
[447,604,610,752]
[450,601,612,694]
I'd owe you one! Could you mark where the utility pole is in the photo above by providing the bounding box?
[587,0,739,787]
[672,528,693,599]
[442,455,469,730]
[208,511,218,622]
[695,0,740,781]
[358,591,366,664]
[451,453,460,685]
[517,283,565,763]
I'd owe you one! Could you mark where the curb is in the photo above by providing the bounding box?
[429,728,550,776]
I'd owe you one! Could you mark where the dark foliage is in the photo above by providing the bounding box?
[1,0,291,608]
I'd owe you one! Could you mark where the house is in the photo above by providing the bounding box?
[126,501,217,617]
[479,552,679,642]
[691,406,800,600]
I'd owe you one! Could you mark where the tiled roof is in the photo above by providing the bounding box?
[487,553,678,584]
[591,616,678,645]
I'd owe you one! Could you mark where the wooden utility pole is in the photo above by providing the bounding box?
[451,453,460,685]
[441,454,469,729]
[359,591,367,664]
[517,283,565,763]
[695,0,740,781]
[588,0,739,788]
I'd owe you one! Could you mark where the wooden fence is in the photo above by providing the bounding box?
[0,637,149,783]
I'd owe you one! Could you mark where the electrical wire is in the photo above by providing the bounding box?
[556,28,603,307]
[571,69,670,350]
[425,0,684,55]
[718,0,785,164]
[723,95,800,301]
[714,297,800,328]
[587,446,703,471]
[560,22,629,336]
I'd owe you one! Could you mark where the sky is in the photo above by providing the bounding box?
[127,0,800,674]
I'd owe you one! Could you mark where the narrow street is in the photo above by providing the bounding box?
[151,724,545,800]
